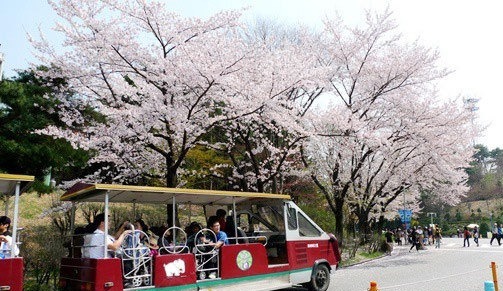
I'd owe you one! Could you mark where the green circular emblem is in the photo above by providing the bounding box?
[236,250,253,271]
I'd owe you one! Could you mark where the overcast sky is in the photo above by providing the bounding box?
[1,0,502,148]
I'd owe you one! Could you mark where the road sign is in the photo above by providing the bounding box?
[398,209,412,222]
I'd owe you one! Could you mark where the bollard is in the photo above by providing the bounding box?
[486,281,496,291]
[369,281,378,291]
[492,262,499,291]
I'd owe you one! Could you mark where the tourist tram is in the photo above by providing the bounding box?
[59,183,340,291]
[0,173,35,291]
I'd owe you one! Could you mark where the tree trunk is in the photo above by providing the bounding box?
[166,168,177,188]
[166,204,180,227]
[356,209,371,243]
[376,213,386,235]
[166,166,179,227]
[334,197,345,245]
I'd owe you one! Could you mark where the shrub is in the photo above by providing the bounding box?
[22,225,67,290]
[480,222,490,236]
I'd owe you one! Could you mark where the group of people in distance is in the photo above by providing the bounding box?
[0,216,18,259]
[407,225,443,251]
[462,225,480,247]
[462,223,503,247]
[384,225,443,252]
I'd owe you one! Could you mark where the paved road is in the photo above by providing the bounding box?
[327,237,503,290]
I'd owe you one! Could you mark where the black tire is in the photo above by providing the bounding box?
[305,264,330,291]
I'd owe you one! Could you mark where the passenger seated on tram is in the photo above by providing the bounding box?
[204,216,228,248]
[134,219,149,244]
[216,209,227,231]
[121,221,152,280]
[82,213,131,259]
[224,216,247,244]
[68,226,86,258]
[0,216,19,258]
[146,230,160,256]
[198,216,229,279]
[186,221,202,251]
[122,222,149,257]
[161,228,173,253]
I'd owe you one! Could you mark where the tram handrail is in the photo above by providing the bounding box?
[226,235,268,245]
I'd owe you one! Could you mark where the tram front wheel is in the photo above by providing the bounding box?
[304,264,330,291]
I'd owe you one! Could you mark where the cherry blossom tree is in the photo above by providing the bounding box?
[204,26,325,193]
[302,10,476,240]
[32,0,266,187]
[346,97,475,235]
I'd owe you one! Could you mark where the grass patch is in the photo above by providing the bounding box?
[339,249,385,267]
[360,251,384,259]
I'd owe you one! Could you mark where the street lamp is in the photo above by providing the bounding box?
[427,212,437,225]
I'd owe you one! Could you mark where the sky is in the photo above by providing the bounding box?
[1,0,502,148]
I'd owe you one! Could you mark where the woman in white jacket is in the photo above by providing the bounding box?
[0,216,19,258]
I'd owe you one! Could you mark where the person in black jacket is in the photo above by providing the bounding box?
[409,227,419,252]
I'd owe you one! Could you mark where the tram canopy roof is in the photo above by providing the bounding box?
[0,173,35,196]
[61,183,291,205]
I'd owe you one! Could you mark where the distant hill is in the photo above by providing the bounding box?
[448,197,503,222]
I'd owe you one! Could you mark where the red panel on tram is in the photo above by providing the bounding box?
[220,243,270,279]
[153,253,197,287]
[59,258,122,291]
[0,258,23,291]
[286,239,337,270]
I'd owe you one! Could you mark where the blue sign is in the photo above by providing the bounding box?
[398,209,412,222]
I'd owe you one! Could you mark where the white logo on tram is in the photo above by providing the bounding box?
[307,243,319,248]
[164,259,186,277]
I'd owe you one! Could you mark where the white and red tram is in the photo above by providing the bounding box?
[59,183,340,291]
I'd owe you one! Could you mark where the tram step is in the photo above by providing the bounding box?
[199,275,292,291]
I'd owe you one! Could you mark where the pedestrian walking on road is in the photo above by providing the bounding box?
[395,228,402,246]
[428,226,434,245]
[416,226,424,250]
[473,226,479,247]
[434,225,442,248]
[385,229,394,244]
[409,227,420,252]
[498,224,503,246]
[490,223,498,245]
[463,226,471,247]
